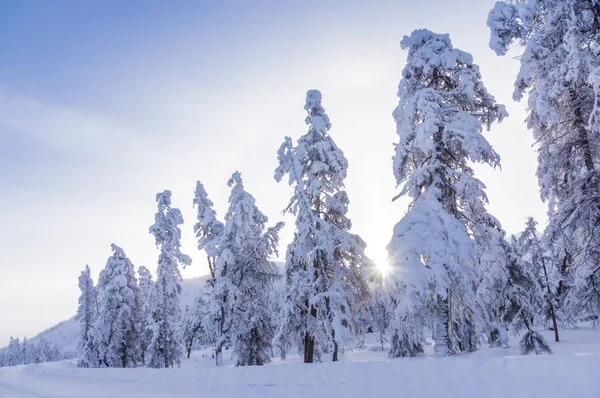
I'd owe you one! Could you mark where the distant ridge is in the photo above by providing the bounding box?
[13,275,212,356]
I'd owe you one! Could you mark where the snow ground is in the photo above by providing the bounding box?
[1,326,598,398]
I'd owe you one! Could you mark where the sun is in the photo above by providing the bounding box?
[368,249,391,277]
[376,258,391,276]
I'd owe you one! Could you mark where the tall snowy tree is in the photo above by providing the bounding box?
[387,29,507,357]
[137,265,155,364]
[76,264,98,368]
[489,0,600,325]
[222,172,283,366]
[92,244,142,368]
[194,175,283,366]
[274,90,371,363]
[146,190,191,368]
[193,181,227,366]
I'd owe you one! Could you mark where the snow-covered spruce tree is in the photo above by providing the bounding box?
[275,90,371,363]
[6,337,21,366]
[137,265,155,364]
[92,244,142,368]
[26,338,57,363]
[76,264,98,367]
[194,175,283,366]
[222,172,283,366]
[502,234,552,355]
[146,191,191,368]
[370,279,394,351]
[478,232,551,354]
[28,343,41,364]
[387,29,507,357]
[193,181,227,366]
[270,274,288,358]
[21,337,31,365]
[471,214,535,350]
[41,338,62,362]
[516,217,560,342]
[489,0,600,325]
[182,303,208,359]
[193,286,218,348]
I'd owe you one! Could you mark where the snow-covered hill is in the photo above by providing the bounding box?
[1,326,598,398]
[25,276,211,358]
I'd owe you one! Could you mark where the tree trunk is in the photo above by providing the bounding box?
[303,331,314,363]
[549,302,560,343]
[557,254,569,300]
[215,343,223,367]
[433,294,450,357]
[541,260,560,342]
[332,340,338,362]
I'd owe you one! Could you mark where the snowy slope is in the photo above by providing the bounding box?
[24,276,211,357]
[0,326,599,398]
[28,318,80,358]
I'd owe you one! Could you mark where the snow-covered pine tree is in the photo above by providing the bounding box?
[92,244,142,368]
[37,338,61,362]
[489,0,600,325]
[193,181,224,279]
[76,264,98,367]
[387,29,507,357]
[221,172,283,366]
[275,90,371,363]
[193,181,228,366]
[194,174,283,366]
[146,190,191,368]
[6,337,21,366]
[469,210,531,350]
[271,273,288,359]
[182,304,206,358]
[192,287,218,349]
[28,342,41,364]
[370,279,393,351]
[137,265,155,364]
[21,337,32,365]
[516,217,560,342]
[503,234,553,355]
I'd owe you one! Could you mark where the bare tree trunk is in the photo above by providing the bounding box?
[215,343,224,367]
[303,331,314,363]
[433,294,450,357]
[332,342,338,362]
[557,254,569,300]
[303,303,318,363]
[541,259,560,342]
[549,302,560,343]
[187,336,194,358]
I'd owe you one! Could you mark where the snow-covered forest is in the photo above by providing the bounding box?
[2,0,600,396]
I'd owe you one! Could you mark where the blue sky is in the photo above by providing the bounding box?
[0,0,545,344]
